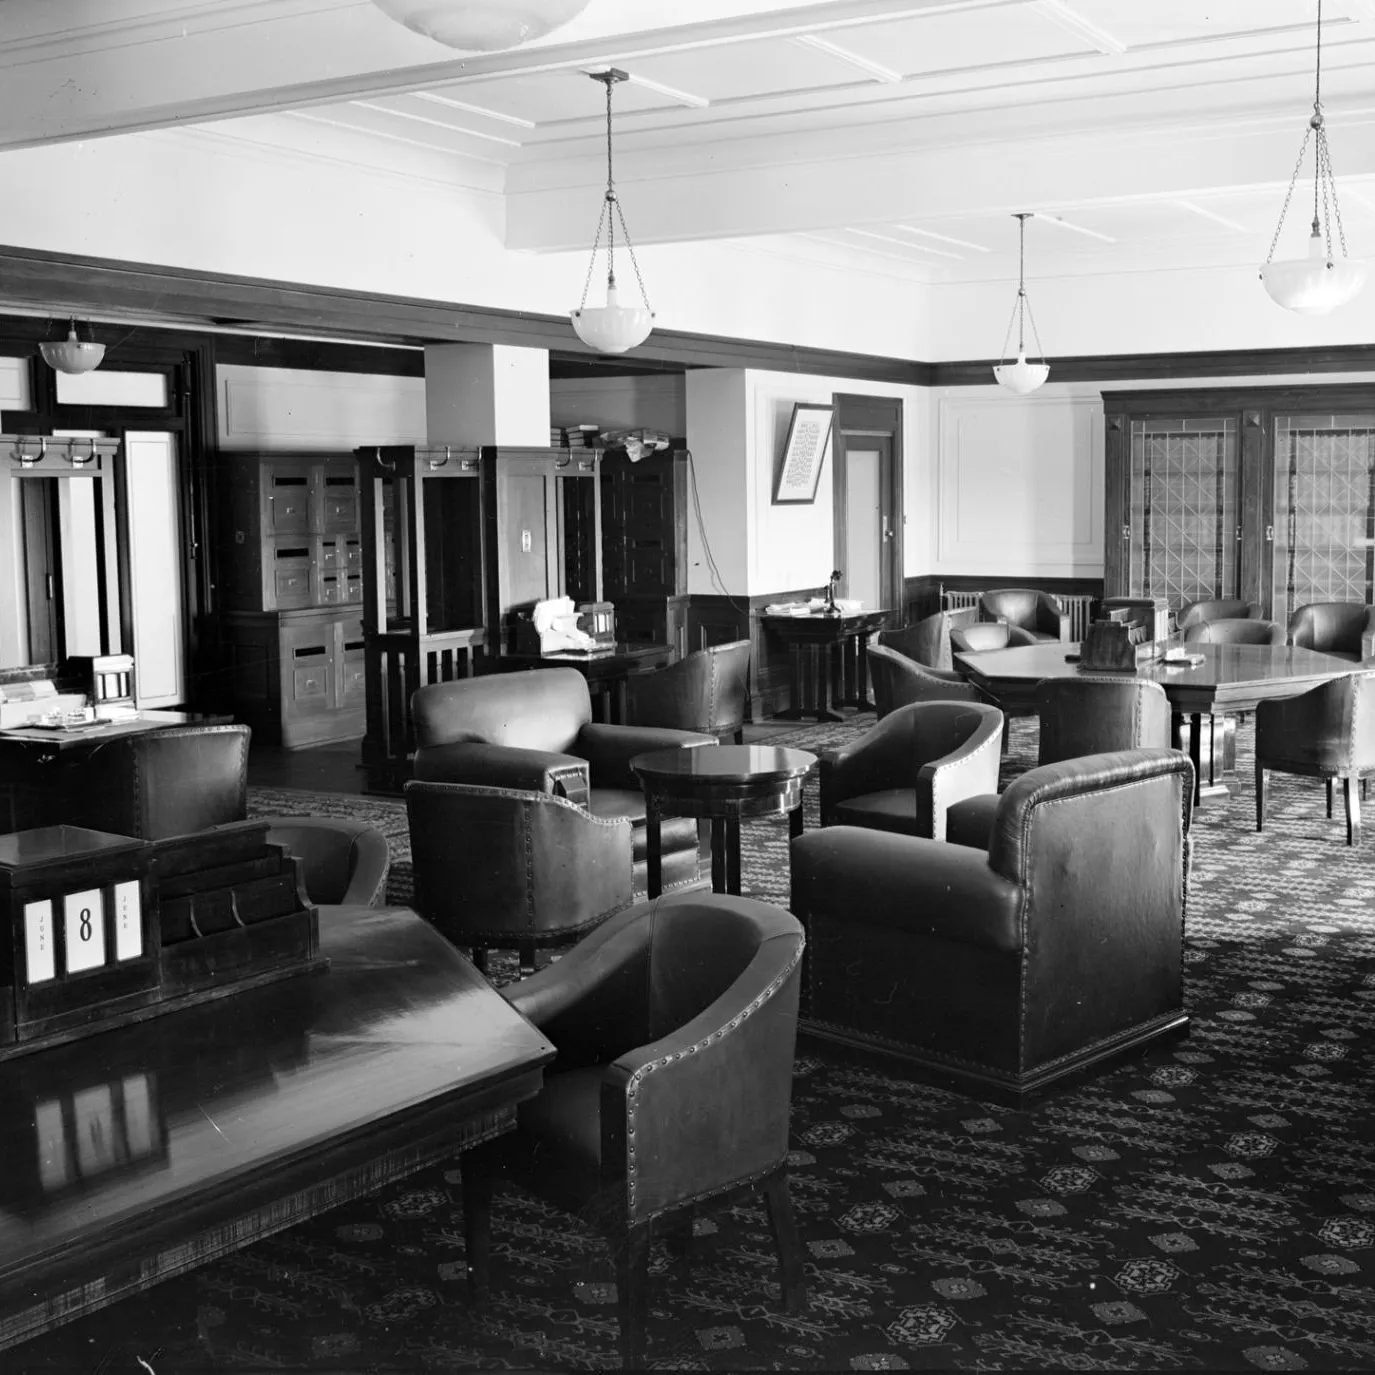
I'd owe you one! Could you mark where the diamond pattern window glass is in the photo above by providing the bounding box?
[1127,417,1239,612]
[1271,413,1375,625]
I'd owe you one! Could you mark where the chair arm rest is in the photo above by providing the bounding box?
[339,828,392,907]
[600,931,804,1219]
[916,712,1004,841]
[578,723,716,789]
[412,742,589,806]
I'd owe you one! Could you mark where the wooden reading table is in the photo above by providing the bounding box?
[956,640,1356,804]
[490,642,673,723]
[0,905,554,1352]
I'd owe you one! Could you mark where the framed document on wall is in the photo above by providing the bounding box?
[773,403,834,505]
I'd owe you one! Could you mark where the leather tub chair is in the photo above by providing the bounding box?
[819,700,1004,839]
[978,588,1070,642]
[791,747,1195,1105]
[1256,670,1375,846]
[624,638,751,743]
[62,724,251,840]
[411,670,713,898]
[461,891,806,1368]
[263,815,391,907]
[866,643,981,719]
[876,607,977,674]
[1183,617,1285,646]
[945,676,1172,849]
[949,621,1039,656]
[406,780,633,971]
[1177,598,1262,630]
[1286,602,1375,662]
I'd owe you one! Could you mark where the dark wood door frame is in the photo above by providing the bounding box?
[831,393,904,619]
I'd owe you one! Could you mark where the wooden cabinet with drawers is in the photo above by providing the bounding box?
[215,453,366,748]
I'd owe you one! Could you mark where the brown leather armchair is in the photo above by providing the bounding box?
[792,747,1194,1104]
[461,891,806,1368]
[1177,598,1262,629]
[1183,617,1285,646]
[624,638,751,742]
[979,588,1070,642]
[406,779,634,971]
[945,676,1172,849]
[866,643,980,718]
[263,816,391,906]
[1287,602,1375,662]
[411,670,712,897]
[949,621,1039,655]
[820,700,1004,839]
[62,724,250,840]
[1256,670,1375,845]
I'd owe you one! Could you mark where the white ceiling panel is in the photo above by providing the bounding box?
[1065,0,1350,49]
[835,6,1096,77]
[625,35,867,102]
[427,70,677,126]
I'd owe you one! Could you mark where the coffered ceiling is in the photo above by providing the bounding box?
[4,0,1375,285]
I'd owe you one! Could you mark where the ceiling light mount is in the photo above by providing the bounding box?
[1260,0,1366,314]
[369,0,591,52]
[993,213,1050,396]
[570,69,656,356]
[40,319,106,376]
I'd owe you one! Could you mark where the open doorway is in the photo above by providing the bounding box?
[831,394,903,616]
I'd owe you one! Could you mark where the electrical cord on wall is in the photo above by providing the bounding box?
[684,447,749,619]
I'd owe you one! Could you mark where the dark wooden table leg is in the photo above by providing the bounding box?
[1188,711,1203,807]
[813,645,843,723]
[725,817,742,894]
[647,805,663,899]
[776,644,808,721]
[710,817,727,892]
[789,805,804,840]
[853,633,875,711]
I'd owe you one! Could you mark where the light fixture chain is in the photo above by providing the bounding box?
[577,198,613,311]
[998,297,1021,365]
[1022,291,1047,363]
[1264,125,1313,265]
[613,200,653,312]
[1319,131,1350,257]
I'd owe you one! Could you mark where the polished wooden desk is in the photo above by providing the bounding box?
[0,711,232,832]
[490,642,673,723]
[0,905,554,1352]
[956,640,1356,804]
[762,611,890,722]
[632,744,817,897]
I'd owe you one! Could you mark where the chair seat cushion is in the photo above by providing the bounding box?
[830,791,921,835]
[589,787,650,826]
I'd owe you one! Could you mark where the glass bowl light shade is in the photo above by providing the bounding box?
[993,352,1050,395]
[40,326,105,375]
[1261,230,1367,315]
[370,0,591,50]
[570,284,655,355]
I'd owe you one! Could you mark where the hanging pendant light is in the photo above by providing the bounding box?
[1260,0,1366,314]
[40,319,105,376]
[993,213,1049,395]
[571,69,655,356]
[369,1,591,51]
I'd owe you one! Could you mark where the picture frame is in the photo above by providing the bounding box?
[772,402,834,505]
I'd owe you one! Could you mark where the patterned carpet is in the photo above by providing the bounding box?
[16,716,1375,1373]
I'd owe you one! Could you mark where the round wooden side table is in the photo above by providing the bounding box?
[630,744,818,897]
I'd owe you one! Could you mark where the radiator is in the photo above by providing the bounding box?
[940,590,1097,640]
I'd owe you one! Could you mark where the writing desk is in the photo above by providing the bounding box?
[0,905,554,1352]
[762,611,889,722]
[491,642,673,723]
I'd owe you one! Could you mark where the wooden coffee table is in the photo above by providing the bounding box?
[631,745,817,897]
[957,640,1356,804]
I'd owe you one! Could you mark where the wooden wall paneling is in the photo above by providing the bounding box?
[1103,411,1128,598]
[1240,408,1269,615]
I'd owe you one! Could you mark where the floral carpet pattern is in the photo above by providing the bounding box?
[16,718,1375,1373]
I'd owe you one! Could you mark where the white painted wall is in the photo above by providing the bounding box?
[217,364,426,451]
[684,370,750,597]
[0,358,33,667]
[425,344,550,448]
